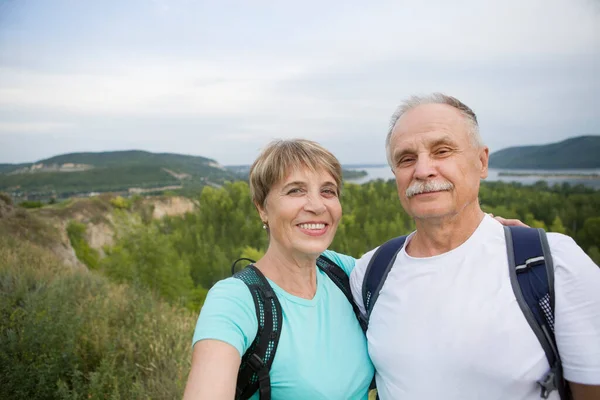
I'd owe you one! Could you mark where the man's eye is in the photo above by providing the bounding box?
[436,148,452,155]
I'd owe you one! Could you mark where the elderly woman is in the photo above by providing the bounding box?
[183,139,373,400]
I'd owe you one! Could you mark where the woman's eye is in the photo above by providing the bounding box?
[287,188,303,195]
[322,189,338,197]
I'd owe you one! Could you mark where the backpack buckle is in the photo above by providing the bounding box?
[537,369,557,399]
[248,353,264,372]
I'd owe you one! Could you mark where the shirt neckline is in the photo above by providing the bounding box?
[402,214,493,261]
[264,267,323,307]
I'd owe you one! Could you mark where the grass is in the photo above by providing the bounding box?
[0,235,196,400]
[0,206,61,248]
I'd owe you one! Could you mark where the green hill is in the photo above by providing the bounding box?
[40,150,215,169]
[0,150,238,199]
[0,163,27,174]
[489,135,600,169]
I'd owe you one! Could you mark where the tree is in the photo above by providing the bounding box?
[578,217,600,253]
[587,246,600,265]
[549,216,567,234]
[101,220,194,305]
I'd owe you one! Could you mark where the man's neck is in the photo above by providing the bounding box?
[407,203,486,258]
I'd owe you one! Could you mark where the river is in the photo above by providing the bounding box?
[345,166,600,190]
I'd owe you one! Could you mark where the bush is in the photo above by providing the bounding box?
[101,219,194,305]
[66,221,100,270]
[0,236,195,400]
[110,196,131,210]
[19,200,44,209]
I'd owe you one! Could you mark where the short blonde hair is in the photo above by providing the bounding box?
[249,139,343,208]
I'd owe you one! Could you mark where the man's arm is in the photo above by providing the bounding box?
[550,233,600,395]
[183,340,241,400]
[569,382,600,400]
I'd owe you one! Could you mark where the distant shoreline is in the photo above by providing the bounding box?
[498,172,600,180]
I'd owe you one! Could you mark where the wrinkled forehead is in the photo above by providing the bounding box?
[391,103,471,145]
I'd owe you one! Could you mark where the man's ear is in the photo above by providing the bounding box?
[479,146,489,179]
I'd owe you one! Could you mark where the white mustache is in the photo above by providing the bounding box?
[406,180,454,198]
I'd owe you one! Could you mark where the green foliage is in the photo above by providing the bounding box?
[187,286,209,311]
[101,216,194,305]
[577,217,600,254]
[240,246,265,262]
[549,216,567,234]
[165,181,268,288]
[19,200,44,209]
[588,246,600,265]
[110,195,132,209]
[524,213,547,230]
[0,235,195,400]
[66,221,100,270]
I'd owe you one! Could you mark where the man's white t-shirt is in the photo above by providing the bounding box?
[350,215,600,400]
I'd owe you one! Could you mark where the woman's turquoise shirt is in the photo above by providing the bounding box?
[192,251,371,400]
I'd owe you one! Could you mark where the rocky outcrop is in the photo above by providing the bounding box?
[85,220,115,257]
[1,194,197,269]
[150,196,197,220]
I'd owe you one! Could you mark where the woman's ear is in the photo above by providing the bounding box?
[255,201,267,224]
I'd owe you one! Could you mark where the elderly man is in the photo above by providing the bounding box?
[350,94,600,400]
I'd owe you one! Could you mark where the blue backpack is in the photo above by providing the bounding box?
[361,226,570,400]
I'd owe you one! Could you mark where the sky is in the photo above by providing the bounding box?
[0,0,599,165]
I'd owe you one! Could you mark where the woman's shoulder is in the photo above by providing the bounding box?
[204,276,257,310]
[193,276,259,356]
[321,250,357,276]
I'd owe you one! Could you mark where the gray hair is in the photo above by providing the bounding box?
[385,93,485,168]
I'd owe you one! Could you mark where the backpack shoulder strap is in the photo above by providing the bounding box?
[233,265,283,400]
[361,235,408,328]
[317,254,378,392]
[504,226,569,400]
[316,254,366,331]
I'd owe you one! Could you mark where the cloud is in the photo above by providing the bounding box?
[0,121,75,134]
[0,0,598,164]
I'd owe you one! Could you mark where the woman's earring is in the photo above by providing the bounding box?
[262,222,268,229]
